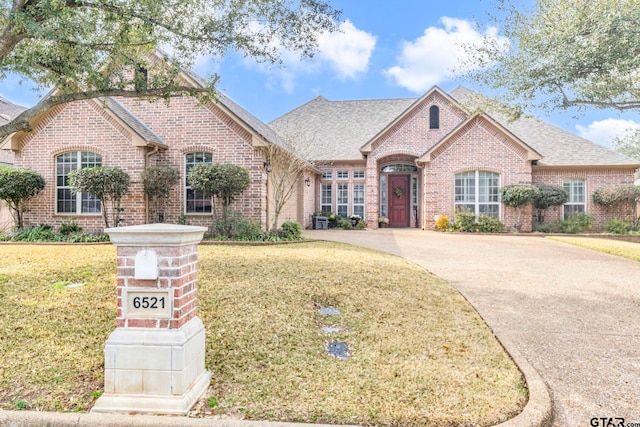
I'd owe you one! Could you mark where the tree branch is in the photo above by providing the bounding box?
[0,81,218,138]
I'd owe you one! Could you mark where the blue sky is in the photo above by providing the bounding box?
[2,0,639,148]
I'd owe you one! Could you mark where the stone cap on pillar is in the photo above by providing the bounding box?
[105,223,208,247]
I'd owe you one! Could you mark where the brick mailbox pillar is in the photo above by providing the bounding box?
[92,224,210,415]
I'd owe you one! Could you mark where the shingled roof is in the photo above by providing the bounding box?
[102,97,166,146]
[0,96,27,126]
[271,86,640,168]
[270,96,415,161]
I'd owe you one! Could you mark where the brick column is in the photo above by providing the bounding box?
[92,224,210,416]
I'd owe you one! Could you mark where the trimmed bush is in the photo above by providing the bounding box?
[605,218,632,234]
[435,215,450,231]
[281,221,302,239]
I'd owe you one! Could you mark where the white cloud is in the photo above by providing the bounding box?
[241,20,376,93]
[317,20,377,80]
[385,17,508,93]
[576,119,640,148]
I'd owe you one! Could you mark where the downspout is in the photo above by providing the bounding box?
[145,145,160,224]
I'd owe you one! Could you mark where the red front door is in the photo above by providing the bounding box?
[388,175,410,227]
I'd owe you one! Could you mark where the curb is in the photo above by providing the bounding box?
[0,411,359,427]
[492,335,554,427]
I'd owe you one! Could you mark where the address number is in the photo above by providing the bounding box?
[132,296,165,309]
[126,290,171,319]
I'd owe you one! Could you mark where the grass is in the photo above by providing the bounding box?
[0,242,526,426]
[547,236,640,262]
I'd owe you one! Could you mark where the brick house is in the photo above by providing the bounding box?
[1,80,638,233]
[271,86,640,231]
[0,96,24,231]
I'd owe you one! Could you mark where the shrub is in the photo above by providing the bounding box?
[59,219,82,235]
[500,184,538,231]
[477,214,504,233]
[141,165,180,223]
[355,220,366,230]
[539,213,595,234]
[68,166,130,228]
[593,185,640,228]
[532,184,568,223]
[453,212,477,232]
[0,167,46,230]
[338,218,352,230]
[281,221,302,239]
[435,215,450,231]
[605,218,632,234]
[208,210,264,240]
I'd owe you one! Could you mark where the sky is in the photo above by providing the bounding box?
[2,0,640,148]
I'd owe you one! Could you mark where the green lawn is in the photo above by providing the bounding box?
[0,242,526,426]
[547,236,640,262]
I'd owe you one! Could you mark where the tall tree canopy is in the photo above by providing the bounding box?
[0,0,340,137]
[463,0,640,115]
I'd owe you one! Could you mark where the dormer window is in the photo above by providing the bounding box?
[429,105,439,129]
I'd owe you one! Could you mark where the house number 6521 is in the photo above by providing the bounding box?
[132,296,165,309]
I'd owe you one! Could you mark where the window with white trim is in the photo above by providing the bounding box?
[353,170,365,179]
[353,183,365,219]
[337,183,348,217]
[563,178,586,219]
[56,151,102,214]
[320,183,332,213]
[185,152,213,213]
[454,171,500,217]
[322,170,333,180]
[337,170,349,179]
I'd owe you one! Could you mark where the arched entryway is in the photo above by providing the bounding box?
[379,162,419,228]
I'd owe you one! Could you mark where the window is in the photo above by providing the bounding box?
[429,105,440,129]
[337,183,349,217]
[380,175,387,217]
[353,170,365,179]
[353,183,365,219]
[56,151,102,214]
[185,152,213,213]
[563,178,586,219]
[337,170,349,180]
[454,171,500,217]
[381,164,418,173]
[320,183,333,213]
[322,170,333,180]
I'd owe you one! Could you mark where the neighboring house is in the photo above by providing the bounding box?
[0,78,638,233]
[0,96,25,231]
[272,86,640,231]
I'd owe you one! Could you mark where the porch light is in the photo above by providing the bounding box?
[304,177,311,187]
[263,161,272,173]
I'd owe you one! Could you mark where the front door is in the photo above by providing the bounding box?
[388,175,410,227]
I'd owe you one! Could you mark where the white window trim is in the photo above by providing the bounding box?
[320,183,333,213]
[563,178,587,219]
[337,182,349,216]
[56,151,102,215]
[185,152,213,215]
[454,171,501,218]
[353,182,365,219]
[337,170,349,180]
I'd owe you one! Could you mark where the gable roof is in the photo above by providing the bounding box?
[449,86,639,167]
[270,96,415,161]
[271,85,640,168]
[417,111,542,163]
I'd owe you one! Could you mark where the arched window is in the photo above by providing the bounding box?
[563,178,586,219]
[185,152,213,213]
[429,105,439,129]
[380,164,418,173]
[56,151,102,214]
[454,171,500,217]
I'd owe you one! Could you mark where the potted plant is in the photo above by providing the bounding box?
[350,214,361,227]
[378,216,389,228]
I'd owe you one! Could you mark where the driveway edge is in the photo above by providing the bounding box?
[492,335,554,427]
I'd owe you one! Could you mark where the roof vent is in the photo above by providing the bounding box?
[0,114,10,121]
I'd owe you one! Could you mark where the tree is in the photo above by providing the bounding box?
[500,184,539,231]
[262,130,316,231]
[187,163,251,216]
[0,167,45,230]
[462,0,640,115]
[532,184,569,224]
[141,165,180,223]
[0,0,340,138]
[613,128,640,161]
[68,166,130,228]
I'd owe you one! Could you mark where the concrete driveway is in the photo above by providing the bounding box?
[304,229,640,427]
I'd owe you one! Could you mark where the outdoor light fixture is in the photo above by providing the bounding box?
[305,177,311,187]
[263,161,272,173]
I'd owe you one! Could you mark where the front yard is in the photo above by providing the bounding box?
[0,242,526,426]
